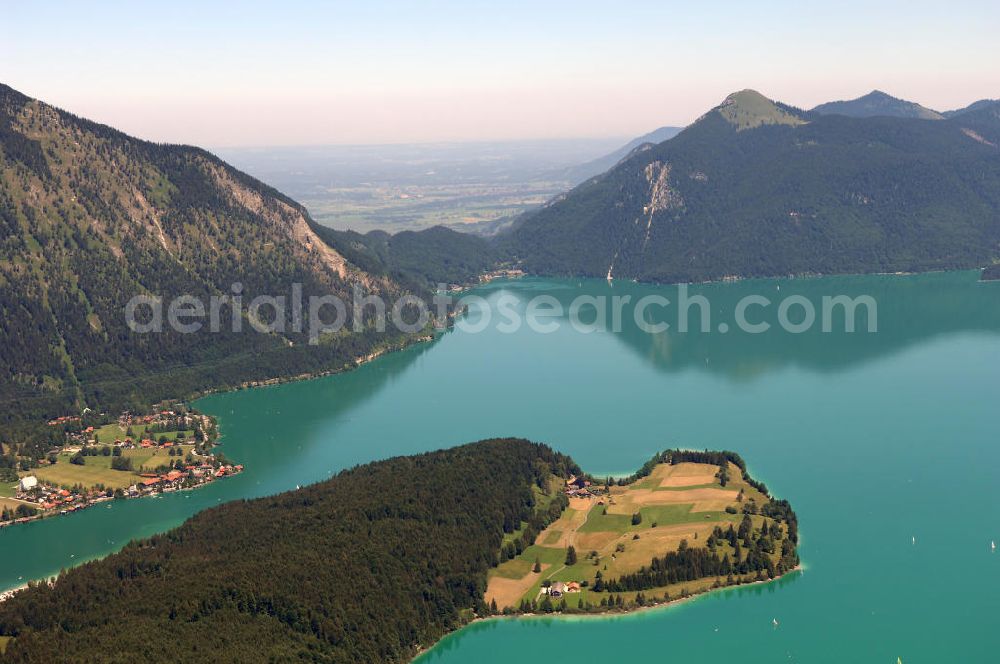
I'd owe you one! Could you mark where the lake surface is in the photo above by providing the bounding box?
[2,271,999,663]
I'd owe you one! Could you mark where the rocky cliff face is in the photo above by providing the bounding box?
[0,83,402,440]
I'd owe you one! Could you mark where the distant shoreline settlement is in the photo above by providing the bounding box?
[0,406,241,528]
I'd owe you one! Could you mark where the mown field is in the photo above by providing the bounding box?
[92,423,194,444]
[0,498,25,512]
[486,461,775,610]
[25,445,195,490]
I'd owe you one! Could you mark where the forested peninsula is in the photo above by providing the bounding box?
[0,440,798,663]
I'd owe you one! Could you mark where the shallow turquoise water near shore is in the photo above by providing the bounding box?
[2,271,999,662]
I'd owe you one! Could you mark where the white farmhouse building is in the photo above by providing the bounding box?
[19,475,38,491]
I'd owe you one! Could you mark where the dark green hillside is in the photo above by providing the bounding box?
[310,223,499,290]
[942,99,998,119]
[0,83,413,454]
[0,439,580,663]
[947,100,1000,145]
[503,91,1000,283]
[812,90,944,120]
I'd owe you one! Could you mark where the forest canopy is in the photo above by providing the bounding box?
[0,438,580,663]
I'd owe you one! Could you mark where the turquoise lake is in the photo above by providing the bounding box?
[2,271,999,662]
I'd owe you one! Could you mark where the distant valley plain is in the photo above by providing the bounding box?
[216,138,624,234]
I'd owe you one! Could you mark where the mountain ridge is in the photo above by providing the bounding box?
[501,90,1000,283]
[944,98,1000,118]
[564,125,683,183]
[812,89,944,120]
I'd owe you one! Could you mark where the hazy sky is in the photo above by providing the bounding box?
[3,0,999,147]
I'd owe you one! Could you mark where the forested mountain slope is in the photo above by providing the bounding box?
[502,90,1000,282]
[311,223,499,290]
[812,90,944,119]
[0,439,580,663]
[0,83,409,449]
[943,99,1000,119]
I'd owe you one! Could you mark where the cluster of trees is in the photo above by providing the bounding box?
[498,489,569,564]
[0,459,19,481]
[146,456,193,475]
[508,589,679,616]
[110,456,133,471]
[760,498,799,544]
[600,514,797,594]
[68,444,124,466]
[146,417,190,435]
[0,439,579,662]
[0,504,37,521]
[617,449,757,488]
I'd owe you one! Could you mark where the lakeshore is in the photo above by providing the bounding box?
[0,585,26,604]
[414,447,803,663]
[2,408,241,530]
[413,564,805,662]
[0,272,998,662]
[0,330,444,539]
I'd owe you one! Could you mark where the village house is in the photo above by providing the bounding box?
[4,407,239,528]
[545,581,582,598]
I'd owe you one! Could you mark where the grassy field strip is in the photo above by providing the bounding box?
[486,461,777,610]
[0,497,36,511]
[28,445,195,490]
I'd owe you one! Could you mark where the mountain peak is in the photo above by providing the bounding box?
[812,91,943,120]
[714,89,805,130]
[723,88,769,103]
